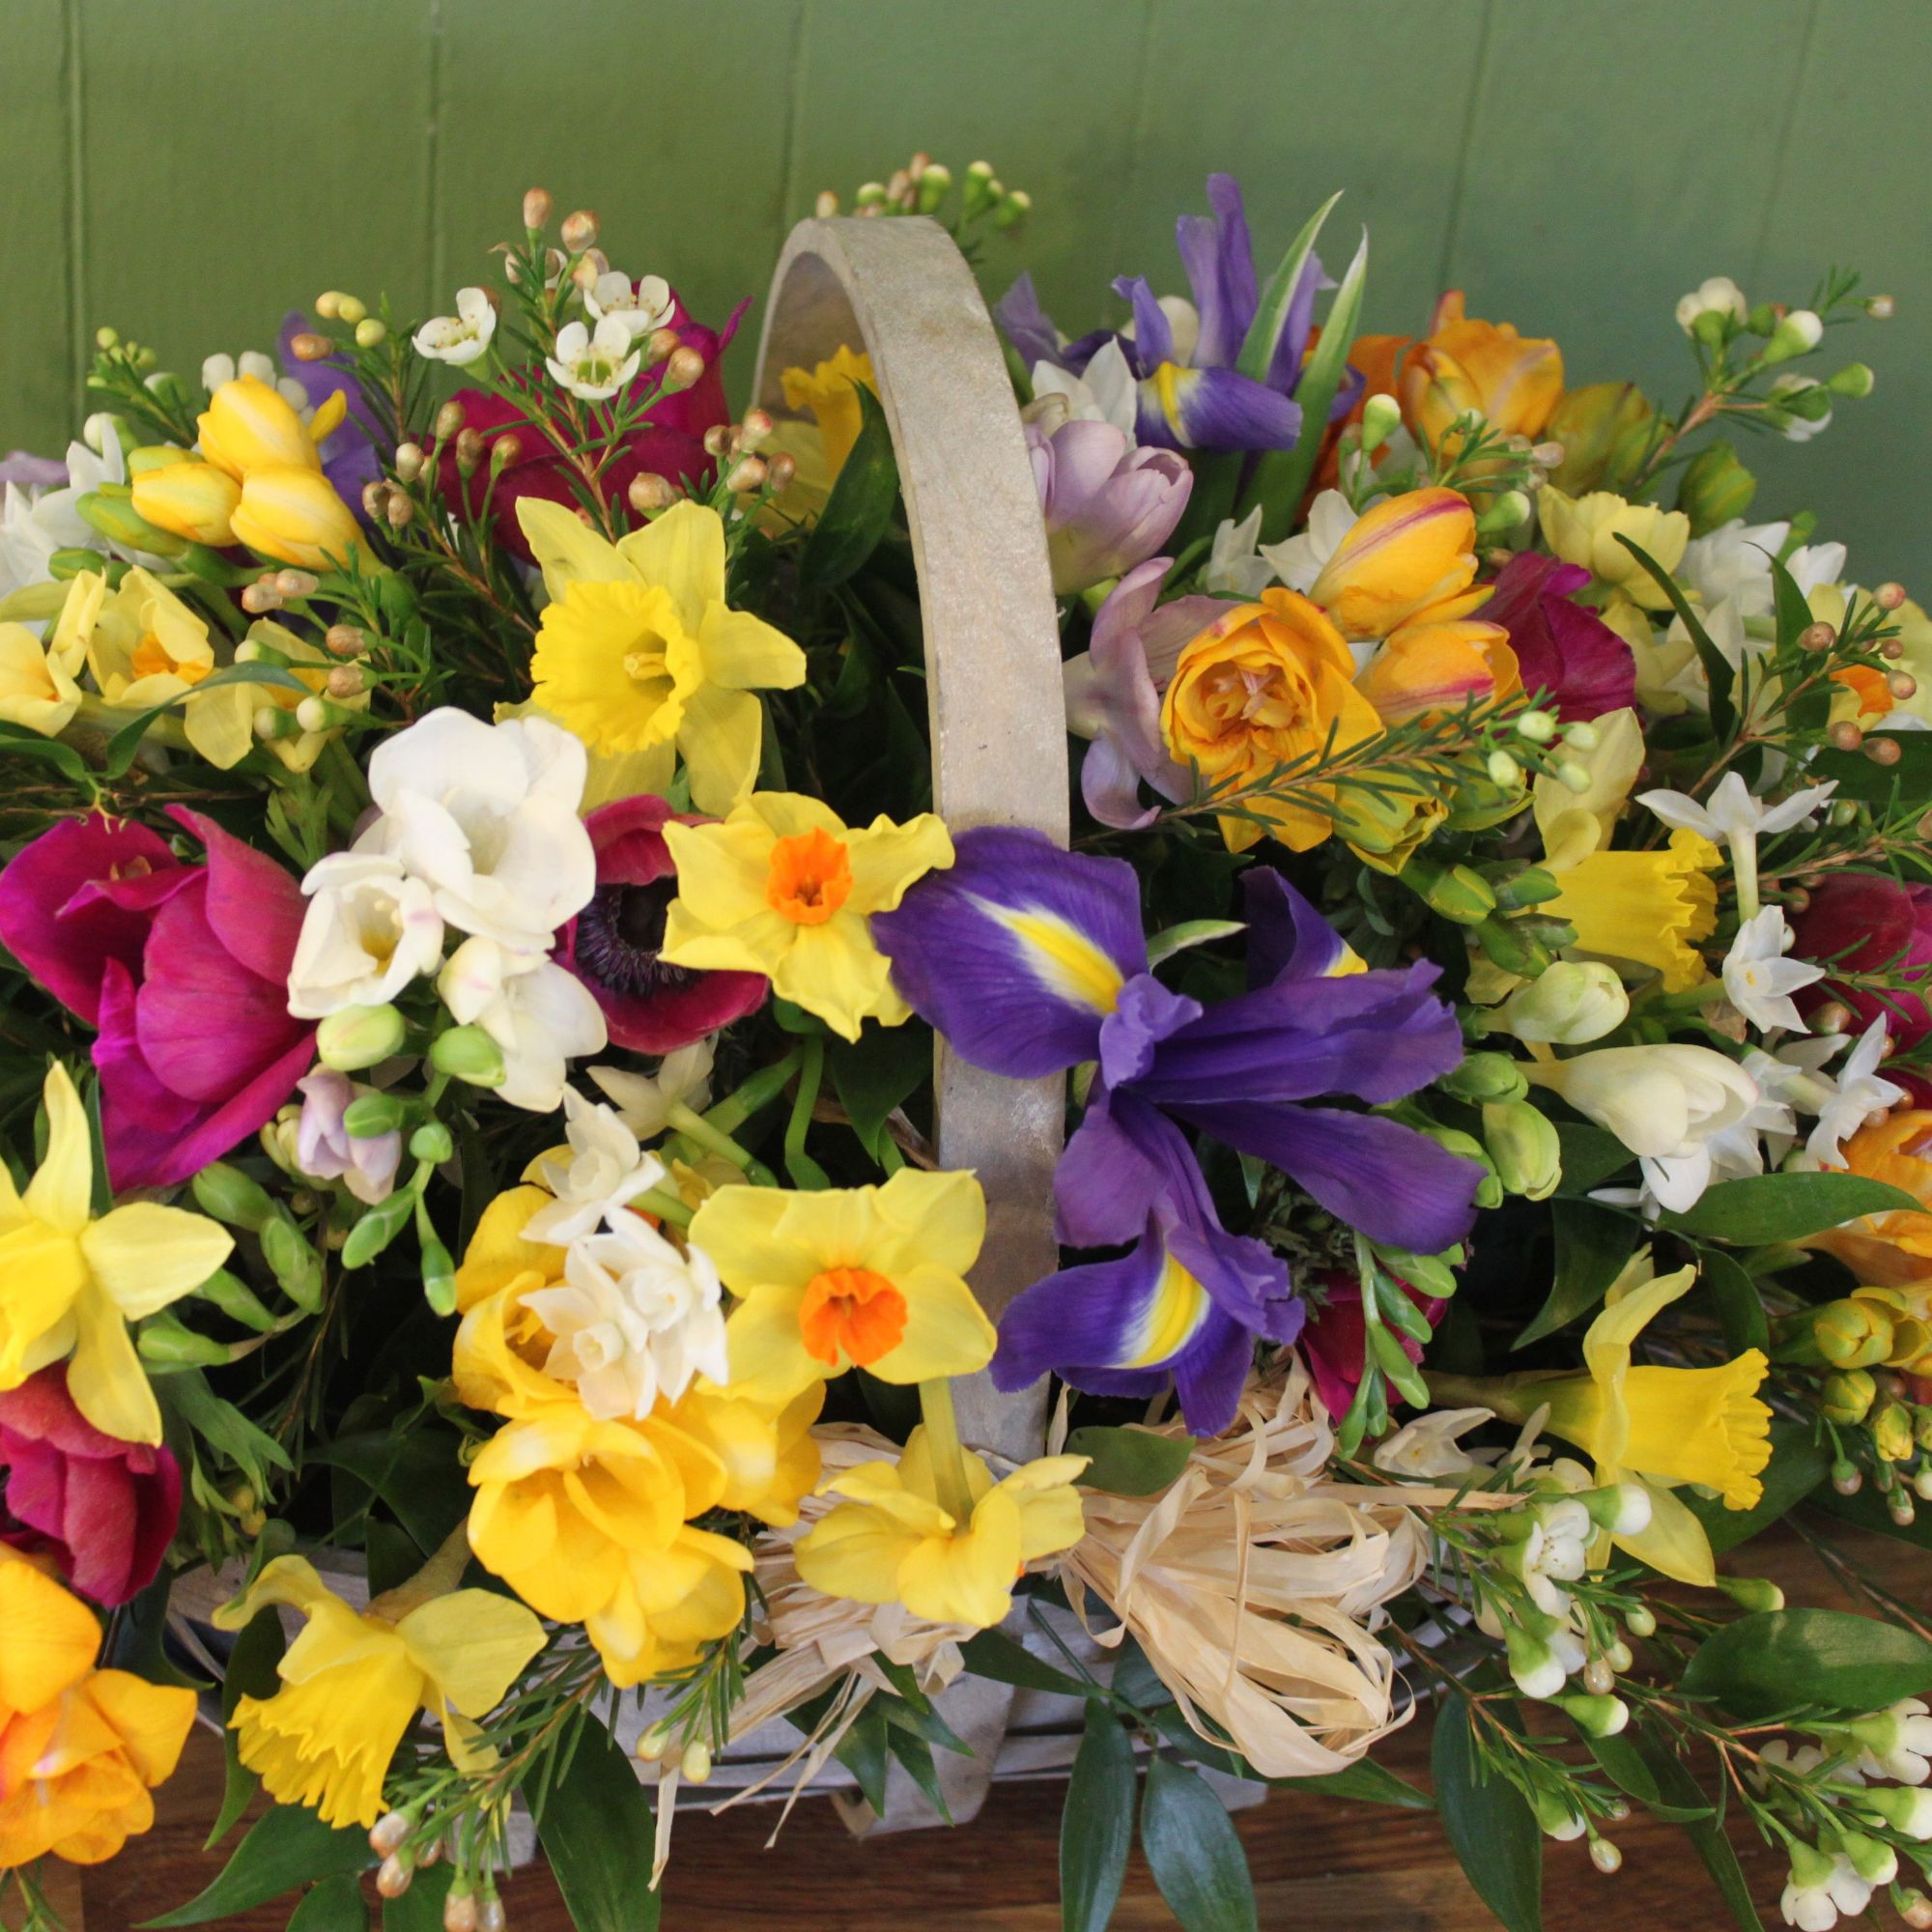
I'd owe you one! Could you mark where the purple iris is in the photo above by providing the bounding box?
[997,175,1350,457]
[871,833,1482,1434]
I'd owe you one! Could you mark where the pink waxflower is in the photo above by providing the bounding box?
[557,794,767,1053]
[0,1366,182,1605]
[1028,417,1192,597]
[295,1069,401,1205]
[0,808,314,1189]
[1480,553,1636,721]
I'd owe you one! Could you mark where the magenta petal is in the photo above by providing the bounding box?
[168,807,306,983]
[0,815,182,1025]
[52,1455,139,1604]
[591,965,768,1054]
[0,1430,66,1544]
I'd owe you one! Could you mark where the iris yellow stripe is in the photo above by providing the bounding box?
[987,904,1126,1014]
[1122,1251,1209,1368]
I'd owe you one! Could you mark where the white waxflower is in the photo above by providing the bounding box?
[522,1085,667,1247]
[1779,1845,1872,1932]
[1675,275,1747,334]
[0,421,152,602]
[588,1038,716,1142]
[412,288,497,367]
[545,316,641,401]
[362,708,595,952]
[1260,488,1355,595]
[1851,1697,1932,1785]
[1723,906,1828,1034]
[1201,506,1275,598]
[1024,337,1139,440]
[287,852,445,1019]
[520,1207,729,1419]
[582,271,674,343]
[437,936,608,1113]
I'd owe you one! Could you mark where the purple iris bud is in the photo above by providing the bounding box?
[1027,418,1191,596]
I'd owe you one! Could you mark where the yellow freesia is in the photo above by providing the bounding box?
[686,1168,996,1406]
[667,1378,825,1527]
[213,1544,545,1830]
[129,460,242,547]
[231,465,370,572]
[659,790,952,1039]
[1537,489,1690,611]
[795,1427,1087,1630]
[196,374,340,480]
[0,1064,233,1444]
[1444,1251,1771,1586]
[0,1549,197,1867]
[780,347,876,481]
[520,497,807,813]
[0,620,84,736]
[1306,487,1487,640]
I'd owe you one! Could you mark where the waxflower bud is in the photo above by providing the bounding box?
[454,429,484,478]
[1506,1626,1566,1700]
[660,346,706,394]
[1857,1787,1932,1840]
[1358,391,1403,454]
[369,1811,411,1856]
[430,1025,507,1088]
[1578,1483,1652,1537]
[334,296,368,327]
[1483,1099,1562,1201]
[1491,960,1630,1044]
[355,318,387,349]
[1531,1788,1587,1842]
[725,455,768,494]
[434,400,467,442]
[1514,707,1557,744]
[681,1740,713,1784]
[191,1160,278,1233]
[1828,361,1876,398]
[317,1004,407,1072]
[1552,1693,1630,1738]
[559,209,599,252]
[522,185,554,231]
[1764,307,1824,363]
[1438,1051,1529,1104]
[1821,1369,1878,1427]
[629,472,676,516]
[289,331,332,362]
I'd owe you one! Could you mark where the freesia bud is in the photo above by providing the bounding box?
[1482,1098,1562,1201]
[1812,1296,1895,1370]
[317,1004,407,1072]
[190,1161,278,1233]
[129,461,242,546]
[1713,1576,1784,1612]
[1438,1051,1529,1104]
[1874,1400,1917,1463]
[1552,1693,1630,1738]
[341,1093,408,1139]
[1821,1369,1878,1426]
[76,489,185,556]
[410,1122,454,1164]
[233,466,370,570]
[430,1025,507,1088]
[1676,440,1758,534]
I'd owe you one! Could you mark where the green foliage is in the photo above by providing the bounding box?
[1659,1172,1921,1243]
[1429,1699,1543,1932]
[800,385,899,591]
[142,1804,375,1925]
[1065,1424,1195,1495]
[1062,1709,1137,1932]
[534,1719,663,1932]
[1139,1755,1258,1932]
[1682,1608,1932,1719]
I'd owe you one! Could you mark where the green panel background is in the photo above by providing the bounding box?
[3,0,1925,572]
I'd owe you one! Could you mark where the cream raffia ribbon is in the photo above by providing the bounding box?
[1055,1364,1430,1779]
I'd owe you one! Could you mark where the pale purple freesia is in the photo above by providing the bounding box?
[1482,553,1637,720]
[1063,560,1232,830]
[295,1068,401,1205]
[1028,417,1191,596]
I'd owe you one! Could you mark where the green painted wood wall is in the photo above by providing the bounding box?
[4,0,1926,571]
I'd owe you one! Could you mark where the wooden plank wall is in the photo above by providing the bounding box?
[2,0,1925,571]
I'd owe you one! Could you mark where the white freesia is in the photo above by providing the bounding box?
[413,288,497,367]
[588,1038,716,1142]
[287,852,446,1019]
[522,1085,667,1246]
[1722,905,1828,1034]
[0,421,152,604]
[1202,506,1274,598]
[1801,1021,1907,1165]
[1527,1043,1759,1213]
[438,935,608,1113]
[362,708,595,952]
[1261,488,1355,594]
[1025,337,1138,440]
[520,1207,729,1419]
[1371,1406,1494,1479]
[582,271,674,343]
[1675,275,1747,333]
[545,315,640,401]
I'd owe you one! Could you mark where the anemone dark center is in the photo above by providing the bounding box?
[574,877,698,996]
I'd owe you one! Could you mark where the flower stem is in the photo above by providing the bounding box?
[917,1377,978,1524]
[665,1102,758,1173]
[1730,828,1761,922]
[631,1184,694,1229]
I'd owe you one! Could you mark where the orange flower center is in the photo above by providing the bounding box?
[765,828,854,925]
[131,632,208,684]
[798,1265,907,1367]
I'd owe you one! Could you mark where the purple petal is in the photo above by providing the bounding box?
[872,828,1149,1079]
[1113,275,1176,371]
[1135,365,1302,453]
[1241,869,1354,987]
[1174,175,1259,372]
[1265,251,1333,394]
[995,273,1065,372]
[1055,1095,1167,1249]
[1097,974,1201,1088]
[0,451,70,490]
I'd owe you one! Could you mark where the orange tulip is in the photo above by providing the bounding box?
[1307,487,1486,639]
[1398,292,1563,453]
[1355,618,1519,724]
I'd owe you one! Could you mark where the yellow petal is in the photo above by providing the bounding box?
[65,1284,160,1445]
[26,1063,95,1236]
[999,1457,1091,1563]
[183,680,260,770]
[660,815,783,930]
[768,916,897,1041]
[84,1668,197,1786]
[897,1486,1023,1628]
[394,1588,547,1719]
[613,498,726,633]
[697,606,807,692]
[794,1499,926,1605]
[454,1186,565,1313]
[867,1264,997,1383]
[842,812,955,915]
[516,497,633,603]
[212,1553,338,1632]
[0,1550,99,1710]
[676,683,764,815]
[81,1204,234,1318]
[689,1183,821,1295]
[867,1167,986,1283]
[719,1287,826,1406]
[1614,1480,1717,1587]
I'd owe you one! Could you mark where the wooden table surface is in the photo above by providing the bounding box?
[46,1517,1927,1932]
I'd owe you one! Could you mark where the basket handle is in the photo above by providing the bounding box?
[754,216,1065,1465]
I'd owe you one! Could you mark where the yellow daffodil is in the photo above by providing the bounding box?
[1538,489,1690,611]
[659,790,952,1039]
[1437,1252,1771,1586]
[780,347,876,481]
[0,620,84,736]
[0,1064,232,1445]
[129,461,242,547]
[1305,488,1488,640]
[795,1427,1087,1630]
[687,1168,996,1406]
[0,1548,196,1866]
[213,1543,545,1830]
[1542,829,1720,993]
[519,497,807,813]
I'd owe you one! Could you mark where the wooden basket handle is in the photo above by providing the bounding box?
[754,216,1065,1463]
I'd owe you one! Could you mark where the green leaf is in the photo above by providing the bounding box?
[1281,1759,1435,1809]
[158,1369,293,1495]
[142,1804,375,1925]
[364,1518,425,1599]
[1660,1172,1921,1243]
[382,1861,454,1930]
[312,1428,471,1553]
[1065,1425,1194,1496]
[827,1023,930,1165]
[1139,1755,1258,1932]
[1696,1245,1771,1353]
[1147,918,1247,968]
[1632,1733,1765,1931]
[885,1727,952,1823]
[1062,1708,1136,1932]
[1236,191,1342,383]
[1683,1608,1932,1719]
[1615,534,1735,738]
[1583,1733,1709,1820]
[837,1701,892,1813]
[1516,1199,1634,1349]
[208,1607,285,1849]
[1678,1419,1829,1554]
[1810,737,1932,806]
[0,720,94,783]
[1553,1122,1632,1195]
[286,1875,369,1931]
[535,1718,661,1932]
[1430,1698,1543,1932]
[801,385,898,592]
[1816,1477,1932,1550]
[959,1628,1094,1698]
[99,660,313,779]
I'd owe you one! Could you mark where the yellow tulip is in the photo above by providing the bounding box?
[0,1549,196,1866]
[520,497,807,813]
[0,1064,233,1444]
[659,790,952,1040]
[795,1427,1087,1630]
[780,346,876,482]
[129,460,241,546]
[1537,489,1690,611]
[213,1546,545,1829]
[1306,488,1486,640]
[686,1168,996,1406]
[230,465,369,571]
[0,620,83,736]
[197,374,320,479]
[1398,292,1564,453]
